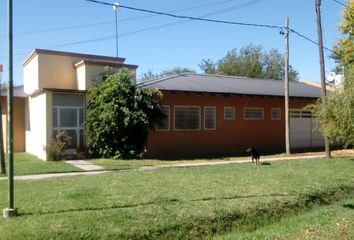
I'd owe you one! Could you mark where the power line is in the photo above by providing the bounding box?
[85,0,282,30]
[1,0,268,52]
[0,1,340,61]
[0,0,245,39]
[290,28,341,57]
[332,0,350,8]
[118,0,269,38]
[85,0,340,56]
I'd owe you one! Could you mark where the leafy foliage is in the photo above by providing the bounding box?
[307,89,354,147]
[307,1,354,147]
[140,67,196,81]
[333,0,354,66]
[85,68,162,159]
[199,44,299,81]
[44,131,72,161]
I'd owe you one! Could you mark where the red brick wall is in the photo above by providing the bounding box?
[145,91,315,159]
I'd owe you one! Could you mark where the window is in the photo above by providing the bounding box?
[174,106,200,130]
[224,107,235,120]
[156,105,170,131]
[244,108,264,120]
[52,93,85,150]
[204,107,216,130]
[271,108,281,120]
[290,109,312,118]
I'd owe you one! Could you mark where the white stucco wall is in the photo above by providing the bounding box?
[23,55,39,94]
[25,91,51,160]
[76,65,86,91]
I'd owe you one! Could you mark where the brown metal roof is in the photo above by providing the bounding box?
[140,73,323,98]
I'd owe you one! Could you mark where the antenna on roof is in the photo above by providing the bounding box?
[113,2,119,58]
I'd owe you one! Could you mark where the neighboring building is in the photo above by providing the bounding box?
[23,49,137,160]
[2,49,327,160]
[1,86,27,152]
[141,74,325,158]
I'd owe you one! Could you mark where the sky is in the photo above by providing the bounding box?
[0,0,346,86]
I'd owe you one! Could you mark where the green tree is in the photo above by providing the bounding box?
[198,59,216,74]
[140,69,159,82]
[85,69,163,159]
[140,67,196,81]
[307,0,354,146]
[199,44,299,81]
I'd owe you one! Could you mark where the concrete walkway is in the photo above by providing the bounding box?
[0,154,325,181]
[66,160,105,171]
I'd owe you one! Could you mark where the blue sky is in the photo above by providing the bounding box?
[0,0,345,86]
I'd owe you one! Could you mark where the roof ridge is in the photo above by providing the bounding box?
[175,72,289,83]
[137,73,187,86]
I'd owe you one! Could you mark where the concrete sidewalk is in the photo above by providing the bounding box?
[66,160,105,171]
[0,154,325,181]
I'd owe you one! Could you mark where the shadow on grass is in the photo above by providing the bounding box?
[20,186,354,240]
[22,184,354,218]
[260,162,271,166]
[21,192,300,217]
[343,203,354,209]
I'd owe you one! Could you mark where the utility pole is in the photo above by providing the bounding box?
[284,17,290,155]
[113,2,119,57]
[0,64,5,175]
[315,0,331,158]
[3,0,17,218]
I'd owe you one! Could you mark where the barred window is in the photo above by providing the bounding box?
[224,107,235,120]
[174,106,200,130]
[244,108,264,120]
[204,107,216,130]
[271,108,281,120]
[156,105,170,131]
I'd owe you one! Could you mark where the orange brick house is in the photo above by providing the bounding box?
[141,74,324,158]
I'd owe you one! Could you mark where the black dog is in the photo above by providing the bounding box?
[246,147,260,164]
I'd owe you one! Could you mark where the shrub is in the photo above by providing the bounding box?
[85,68,163,159]
[44,131,72,161]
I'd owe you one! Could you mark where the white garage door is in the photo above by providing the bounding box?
[290,109,324,148]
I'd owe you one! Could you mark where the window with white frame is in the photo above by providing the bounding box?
[52,93,85,150]
[224,107,235,120]
[271,108,281,120]
[244,107,264,120]
[174,106,200,130]
[204,106,216,130]
[156,105,170,131]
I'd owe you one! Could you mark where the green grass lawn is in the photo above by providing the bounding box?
[214,197,354,240]
[0,153,81,176]
[0,157,353,239]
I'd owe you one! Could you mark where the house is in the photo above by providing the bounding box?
[140,73,325,158]
[2,49,326,160]
[23,49,137,160]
